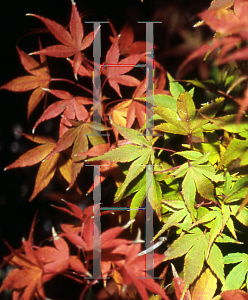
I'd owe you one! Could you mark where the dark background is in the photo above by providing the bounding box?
[0,0,212,298]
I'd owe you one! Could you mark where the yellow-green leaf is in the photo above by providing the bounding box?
[192,268,217,300]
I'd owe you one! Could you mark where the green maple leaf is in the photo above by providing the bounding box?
[230,205,248,227]
[87,120,155,203]
[218,133,248,169]
[142,72,193,112]
[164,227,241,298]
[202,114,248,133]
[154,200,192,240]
[153,76,223,142]
[224,176,248,203]
[190,204,236,257]
[224,252,248,290]
[172,151,225,220]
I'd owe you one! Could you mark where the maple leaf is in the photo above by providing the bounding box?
[109,22,147,56]
[125,76,147,129]
[221,289,248,300]
[163,227,241,298]
[107,79,147,140]
[171,263,191,300]
[177,36,242,78]
[178,0,248,75]
[202,113,248,134]
[217,132,248,169]
[54,203,111,238]
[113,243,169,300]
[223,252,248,291]
[192,267,217,300]
[172,151,225,220]
[76,142,122,194]
[37,227,90,279]
[107,100,131,140]
[33,88,92,137]
[62,218,136,281]
[0,239,46,300]
[154,74,224,142]
[62,216,133,253]
[154,200,192,240]
[36,229,71,282]
[4,132,62,201]
[0,45,50,119]
[67,56,93,77]
[27,0,94,79]
[209,0,234,10]
[107,71,167,140]
[87,120,156,203]
[44,120,109,190]
[191,204,235,257]
[101,37,145,97]
[198,2,247,37]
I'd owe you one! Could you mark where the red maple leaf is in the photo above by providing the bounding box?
[178,1,248,76]
[171,263,191,300]
[101,37,145,97]
[109,22,147,56]
[0,45,50,119]
[36,228,89,280]
[113,243,169,300]
[62,215,132,253]
[33,88,92,137]
[27,0,94,79]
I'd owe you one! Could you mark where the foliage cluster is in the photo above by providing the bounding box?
[2,0,248,299]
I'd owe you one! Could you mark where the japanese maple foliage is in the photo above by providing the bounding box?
[3,0,248,299]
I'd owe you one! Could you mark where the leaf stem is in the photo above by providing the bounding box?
[51,78,93,95]
[154,165,180,174]
[152,146,176,153]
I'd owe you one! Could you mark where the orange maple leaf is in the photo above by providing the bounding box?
[4,132,67,201]
[27,0,94,79]
[0,239,46,300]
[0,46,50,119]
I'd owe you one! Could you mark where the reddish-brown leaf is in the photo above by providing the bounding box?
[114,243,169,300]
[28,1,94,79]
[36,234,70,281]
[109,21,147,56]
[221,290,248,300]
[0,46,50,118]
[64,217,131,252]
[171,263,192,300]
[69,256,90,276]
[33,89,92,136]
[75,143,110,157]
[177,36,241,77]
[101,37,145,97]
